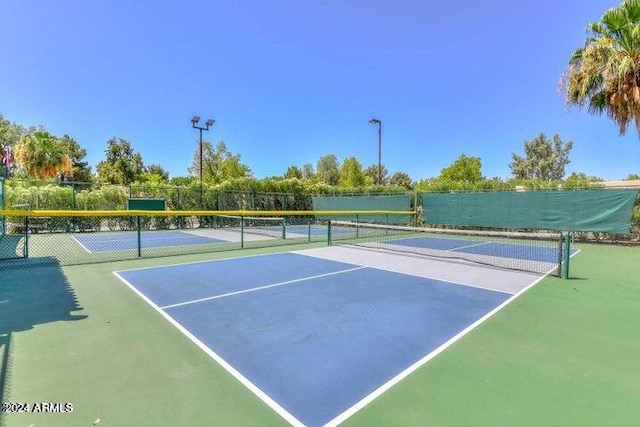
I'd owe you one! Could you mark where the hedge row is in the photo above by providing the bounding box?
[2,178,638,241]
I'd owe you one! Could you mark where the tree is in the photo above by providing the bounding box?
[439,154,483,184]
[510,133,573,181]
[96,137,145,184]
[301,163,315,180]
[624,173,640,180]
[1,115,39,177]
[0,114,27,147]
[14,131,73,179]
[284,165,302,179]
[169,176,196,186]
[188,141,251,184]
[140,164,170,183]
[389,171,413,189]
[316,154,340,185]
[59,134,92,182]
[564,172,603,188]
[363,164,389,185]
[561,0,640,139]
[339,157,365,188]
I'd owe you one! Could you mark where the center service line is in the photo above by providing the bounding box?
[160,266,367,309]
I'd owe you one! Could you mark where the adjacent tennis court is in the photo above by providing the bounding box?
[73,230,227,253]
[69,223,377,254]
[114,247,549,426]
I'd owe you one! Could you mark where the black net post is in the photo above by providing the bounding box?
[282,216,286,240]
[562,233,571,279]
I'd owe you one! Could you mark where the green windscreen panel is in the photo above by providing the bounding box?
[421,189,639,233]
[312,194,412,224]
[127,198,166,211]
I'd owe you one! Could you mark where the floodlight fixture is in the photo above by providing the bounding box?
[190,115,215,208]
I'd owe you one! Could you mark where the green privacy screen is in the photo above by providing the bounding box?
[312,194,413,224]
[421,189,639,233]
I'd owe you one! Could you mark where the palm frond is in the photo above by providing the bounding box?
[624,0,640,23]
[569,48,584,65]
[602,6,630,33]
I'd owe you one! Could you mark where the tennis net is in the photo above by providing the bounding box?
[216,214,286,239]
[329,221,564,276]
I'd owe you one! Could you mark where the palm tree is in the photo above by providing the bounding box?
[14,131,73,179]
[562,0,640,138]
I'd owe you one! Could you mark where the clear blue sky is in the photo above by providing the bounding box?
[1,0,638,181]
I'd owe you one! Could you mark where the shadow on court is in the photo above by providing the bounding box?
[0,258,86,427]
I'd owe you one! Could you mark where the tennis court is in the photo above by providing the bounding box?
[114,245,552,426]
[1,190,638,426]
[73,230,227,253]
[68,223,360,254]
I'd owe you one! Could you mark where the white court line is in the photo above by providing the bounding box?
[160,266,367,309]
[448,241,492,251]
[71,235,94,254]
[112,271,306,427]
[324,271,551,427]
[115,251,282,274]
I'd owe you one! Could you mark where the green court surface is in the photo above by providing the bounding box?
[1,243,639,427]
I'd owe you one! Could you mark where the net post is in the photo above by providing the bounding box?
[327,220,332,246]
[307,216,311,242]
[282,216,286,240]
[355,214,359,238]
[385,213,389,236]
[240,215,244,248]
[137,215,142,257]
[562,232,571,279]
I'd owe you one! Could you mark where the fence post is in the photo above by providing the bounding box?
[24,215,29,258]
[71,182,77,210]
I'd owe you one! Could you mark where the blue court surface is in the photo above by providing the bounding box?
[74,230,226,253]
[115,251,515,426]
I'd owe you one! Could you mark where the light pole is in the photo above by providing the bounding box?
[369,118,382,185]
[191,116,215,208]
